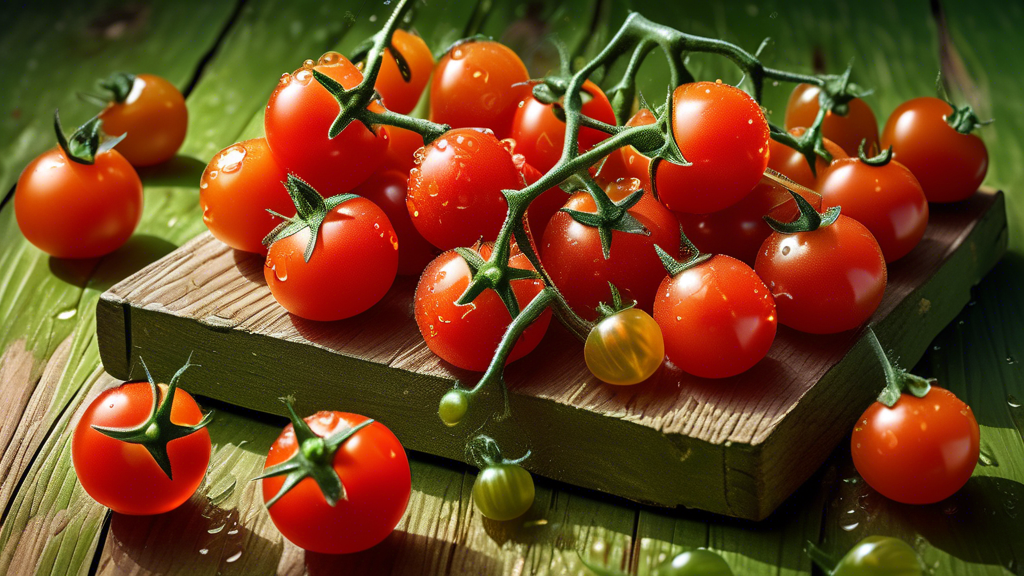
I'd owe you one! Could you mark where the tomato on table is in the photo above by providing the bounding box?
[353,169,438,276]
[72,359,211,515]
[473,463,535,521]
[784,82,879,156]
[584,284,665,386]
[373,29,434,114]
[95,72,187,166]
[260,400,410,554]
[767,127,848,190]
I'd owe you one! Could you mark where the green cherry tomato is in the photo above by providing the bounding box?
[585,308,665,386]
[472,463,535,521]
[832,536,923,576]
[438,389,469,427]
[654,550,734,576]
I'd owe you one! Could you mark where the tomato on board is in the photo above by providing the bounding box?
[511,79,617,173]
[881,96,988,203]
[265,52,388,196]
[373,29,434,114]
[406,127,524,250]
[473,462,536,521]
[97,72,188,166]
[353,169,438,276]
[200,138,294,254]
[16,113,143,259]
[262,408,410,554]
[382,124,425,173]
[767,127,848,190]
[585,307,665,386]
[654,81,770,214]
[829,537,923,576]
[521,161,569,244]
[415,242,551,371]
[784,83,879,156]
[72,362,211,515]
[852,386,979,504]
[429,39,530,138]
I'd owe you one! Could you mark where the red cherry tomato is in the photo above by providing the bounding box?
[785,83,879,156]
[881,96,988,203]
[511,79,617,173]
[521,161,570,243]
[611,109,656,191]
[542,179,681,320]
[767,127,848,190]
[654,255,776,378]
[406,127,524,250]
[654,82,770,214]
[818,156,929,263]
[265,196,398,321]
[382,124,425,174]
[98,73,188,166]
[353,170,438,276]
[373,29,434,114]
[755,214,886,334]
[72,379,211,515]
[265,52,388,195]
[429,40,530,138]
[262,411,410,554]
[414,243,551,371]
[852,387,979,504]
[200,138,293,254]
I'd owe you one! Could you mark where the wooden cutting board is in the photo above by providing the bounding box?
[95,189,1007,521]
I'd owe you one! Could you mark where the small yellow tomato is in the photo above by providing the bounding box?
[584,308,665,385]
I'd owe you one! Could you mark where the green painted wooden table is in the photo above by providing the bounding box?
[1,1,1022,574]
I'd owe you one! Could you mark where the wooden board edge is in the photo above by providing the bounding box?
[96,292,130,380]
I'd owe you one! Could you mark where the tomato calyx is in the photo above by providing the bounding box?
[857,139,894,167]
[261,174,358,262]
[98,72,137,103]
[944,101,992,135]
[866,327,933,407]
[454,243,542,318]
[816,65,871,118]
[53,109,125,165]
[466,434,530,468]
[655,228,712,277]
[593,282,636,321]
[92,356,213,480]
[763,189,841,234]
[256,397,375,508]
[562,177,650,260]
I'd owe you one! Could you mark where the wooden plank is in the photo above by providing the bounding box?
[95,190,1007,520]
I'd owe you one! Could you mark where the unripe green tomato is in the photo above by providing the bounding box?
[472,463,535,521]
[654,549,734,576]
[438,390,468,427]
[833,536,922,576]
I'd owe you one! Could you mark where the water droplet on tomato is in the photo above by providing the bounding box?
[389,233,398,250]
[451,48,465,60]
[435,139,448,151]
[413,147,426,165]
[781,245,790,256]
[270,255,288,281]
[303,58,315,70]
[208,170,219,180]
[318,51,343,66]
[295,69,312,84]
[279,73,292,86]
[217,144,246,173]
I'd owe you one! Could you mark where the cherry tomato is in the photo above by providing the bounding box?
[584,307,665,385]
[199,138,293,254]
[658,550,735,576]
[610,108,656,191]
[542,178,681,320]
[472,463,535,521]
[831,537,923,576]
[654,255,776,379]
[521,161,569,243]
[262,410,410,554]
[98,73,188,166]
[353,170,437,276]
[265,52,387,195]
[654,82,769,214]
[881,96,988,203]
[406,127,524,250]
[767,127,848,190]
[373,29,434,115]
[852,386,979,505]
[818,155,929,263]
[755,214,886,334]
[382,124,424,173]
[511,80,617,173]
[72,378,211,515]
[429,39,530,138]
[784,83,879,156]
[415,243,551,371]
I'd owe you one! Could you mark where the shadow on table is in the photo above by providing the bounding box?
[48,234,177,291]
[136,155,207,189]
[303,530,497,576]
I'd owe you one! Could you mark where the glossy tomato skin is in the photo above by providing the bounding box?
[15,147,142,258]
[521,162,569,244]
[472,464,535,521]
[99,73,187,166]
[818,157,929,263]
[654,255,776,379]
[429,40,529,138]
[851,387,979,504]
[881,97,988,203]
[264,197,398,321]
[407,128,523,250]
[262,411,410,554]
[200,138,293,254]
[414,244,551,371]
[72,381,211,515]
[767,127,848,190]
[584,308,665,385]
[374,29,434,114]
[542,179,681,320]
[755,215,886,334]
[382,124,424,174]
[655,82,770,214]
[613,109,656,191]
[785,83,879,156]
[511,80,617,173]
[265,53,387,195]
[353,170,437,276]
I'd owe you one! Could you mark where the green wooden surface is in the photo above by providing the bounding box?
[0,1,1021,574]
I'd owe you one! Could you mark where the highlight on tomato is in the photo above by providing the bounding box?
[200,138,294,254]
[90,72,188,166]
[72,357,212,516]
[467,435,535,522]
[584,283,665,386]
[258,398,410,554]
[263,174,398,321]
[373,29,435,114]
[353,169,438,276]
[15,111,142,259]
[784,82,879,156]
[767,127,848,190]
[414,241,551,372]
[754,191,886,334]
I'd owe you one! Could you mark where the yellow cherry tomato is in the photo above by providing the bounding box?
[584,308,665,385]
